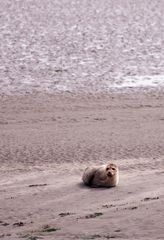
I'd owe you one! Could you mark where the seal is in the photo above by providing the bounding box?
[82,163,119,187]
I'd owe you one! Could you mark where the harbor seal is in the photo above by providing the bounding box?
[82,163,119,187]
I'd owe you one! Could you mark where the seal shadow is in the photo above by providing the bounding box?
[77,182,87,189]
[77,182,115,191]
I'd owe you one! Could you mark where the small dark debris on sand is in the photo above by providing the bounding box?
[1,222,10,226]
[2,234,11,238]
[19,225,60,239]
[142,196,159,201]
[13,221,24,227]
[42,225,60,232]
[125,206,138,210]
[27,237,39,240]
[59,212,74,217]
[102,204,115,208]
[84,212,103,219]
[20,235,40,240]
[80,234,102,239]
[79,234,118,239]
[28,184,47,187]
[94,118,106,121]
[28,237,38,240]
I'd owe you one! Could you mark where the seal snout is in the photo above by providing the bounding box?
[107,171,113,177]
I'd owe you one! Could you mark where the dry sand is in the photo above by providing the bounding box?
[0,91,164,240]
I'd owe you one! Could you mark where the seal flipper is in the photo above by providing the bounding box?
[87,173,95,186]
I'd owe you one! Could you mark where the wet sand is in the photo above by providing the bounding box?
[0,92,164,239]
[1,0,164,94]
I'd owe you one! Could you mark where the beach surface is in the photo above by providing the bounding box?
[0,92,164,240]
[1,0,164,239]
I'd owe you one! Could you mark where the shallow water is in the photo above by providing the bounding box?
[0,0,164,95]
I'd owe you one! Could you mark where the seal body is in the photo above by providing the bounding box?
[82,163,119,187]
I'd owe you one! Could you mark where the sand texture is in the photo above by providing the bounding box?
[1,0,164,239]
[0,92,164,239]
[1,0,164,94]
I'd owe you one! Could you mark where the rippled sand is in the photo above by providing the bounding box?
[0,92,164,239]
